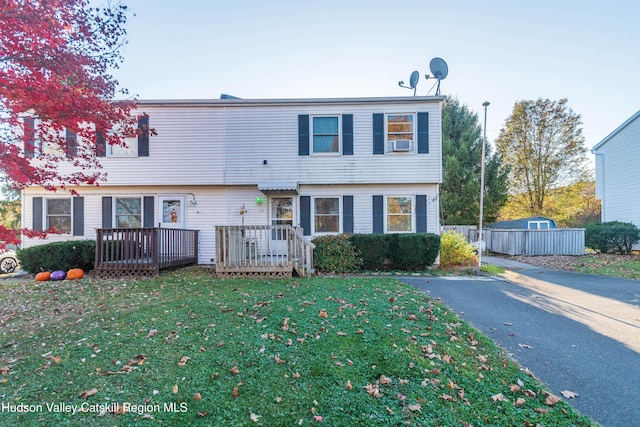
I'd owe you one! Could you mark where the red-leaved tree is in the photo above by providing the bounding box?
[0,0,137,248]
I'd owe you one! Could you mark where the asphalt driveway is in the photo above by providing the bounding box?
[400,259,640,427]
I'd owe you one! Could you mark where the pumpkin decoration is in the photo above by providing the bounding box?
[66,268,84,280]
[50,270,66,281]
[35,271,51,281]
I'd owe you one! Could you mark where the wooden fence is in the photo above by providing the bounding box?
[95,228,199,278]
[484,228,585,256]
[215,225,314,277]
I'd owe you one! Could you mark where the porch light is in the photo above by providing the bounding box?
[255,197,264,205]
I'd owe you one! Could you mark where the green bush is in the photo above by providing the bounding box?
[387,233,440,271]
[17,240,96,273]
[439,230,478,268]
[585,221,639,254]
[349,234,389,270]
[312,234,361,273]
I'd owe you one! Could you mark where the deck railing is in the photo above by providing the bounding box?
[215,225,315,277]
[95,228,199,278]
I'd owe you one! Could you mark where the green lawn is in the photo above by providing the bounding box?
[0,269,596,426]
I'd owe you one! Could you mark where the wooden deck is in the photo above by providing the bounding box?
[95,228,199,279]
[215,225,314,278]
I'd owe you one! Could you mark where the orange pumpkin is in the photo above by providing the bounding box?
[66,268,85,280]
[35,271,51,281]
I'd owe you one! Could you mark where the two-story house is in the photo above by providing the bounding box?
[20,96,444,275]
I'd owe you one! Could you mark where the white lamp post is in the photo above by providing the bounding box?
[478,101,490,268]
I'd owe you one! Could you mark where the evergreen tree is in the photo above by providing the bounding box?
[440,97,509,225]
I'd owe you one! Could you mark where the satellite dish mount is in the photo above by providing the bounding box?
[398,70,420,96]
[425,57,448,96]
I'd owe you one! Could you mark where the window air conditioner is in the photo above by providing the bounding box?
[392,139,412,152]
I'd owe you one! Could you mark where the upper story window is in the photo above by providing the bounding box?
[314,197,340,233]
[386,114,415,152]
[373,112,428,155]
[298,114,353,156]
[97,115,150,158]
[312,116,340,154]
[46,199,72,233]
[386,196,413,232]
[115,197,142,227]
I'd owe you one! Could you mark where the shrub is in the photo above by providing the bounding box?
[17,240,96,273]
[439,230,478,268]
[585,221,640,254]
[349,234,389,271]
[387,233,440,271]
[312,234,361,273]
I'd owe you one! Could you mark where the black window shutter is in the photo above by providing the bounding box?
[102,197,112,228]
[372,195,383,234]
[143,196,154,227]
[416,195,427,233]
[73,197,84,236]
[65,128,77,158]
[96,130,106,157]
[373,113,384,154]
[417,112,429,154]
[298,115,309,156]
[24,117,35,158]
[342,114,353,155]
[343,195,354,233]
[33,197,43,231]
[138,115,150,157]
[300,196,311,235]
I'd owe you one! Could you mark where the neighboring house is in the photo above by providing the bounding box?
[592,109,640,230]
[20,96,444,266]
[485,216,558,230]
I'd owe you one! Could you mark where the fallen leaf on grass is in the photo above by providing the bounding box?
[379,375,392,385]
[545,393,560,406]
[172,384,178,394]
[407,403,421,412]
[147,329,158,338]
[514,398,526,406]
[193,392,202,401]
[177,356,190,366]
[274,354,286,364]
[314,415,323,422]
[492,393,508,402]
[534,407,549,414]
[346,380,353,390]
[0,366,9,375]
[229,366,240,374]
[80,388,98,398]
[250,412,261,422]
[233,386,240,398]
[561,390,579,399]
[319,310,327,318]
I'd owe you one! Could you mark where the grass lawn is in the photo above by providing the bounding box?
[0,269,596,426]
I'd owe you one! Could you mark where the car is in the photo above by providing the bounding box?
[0,250,18,274]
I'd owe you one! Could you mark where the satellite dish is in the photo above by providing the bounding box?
[409,71,419,89]
[426,57,448,96]
[398,70,420,96]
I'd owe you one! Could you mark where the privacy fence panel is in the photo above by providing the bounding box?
[484,228,585,256]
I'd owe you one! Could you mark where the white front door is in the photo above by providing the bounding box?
[159,196,185,229]
[270,197,295,254]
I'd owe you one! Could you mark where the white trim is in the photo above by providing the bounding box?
[310,115,341,155]
[385,113,416,153]
[384,195,415,233]
[311,195,342,235]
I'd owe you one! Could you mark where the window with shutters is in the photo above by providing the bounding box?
[313,197,340,233]
[386,114,415,152]
[312,116,340,154]
[45,198,72,233]
[115,197,142,228]
[100,115,150,157]
[386,196,413,232]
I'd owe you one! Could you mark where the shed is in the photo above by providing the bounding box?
[486,216,557,230]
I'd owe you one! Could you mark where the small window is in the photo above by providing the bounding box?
[46,199,72,233]
[108,133,138,157]
[115,198,142,227]
[387,114,415,152]
[312,116,340,154]
[386,196,413,232]
[314,197,340,233]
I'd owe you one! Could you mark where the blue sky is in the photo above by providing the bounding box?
[112,0,640,156]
